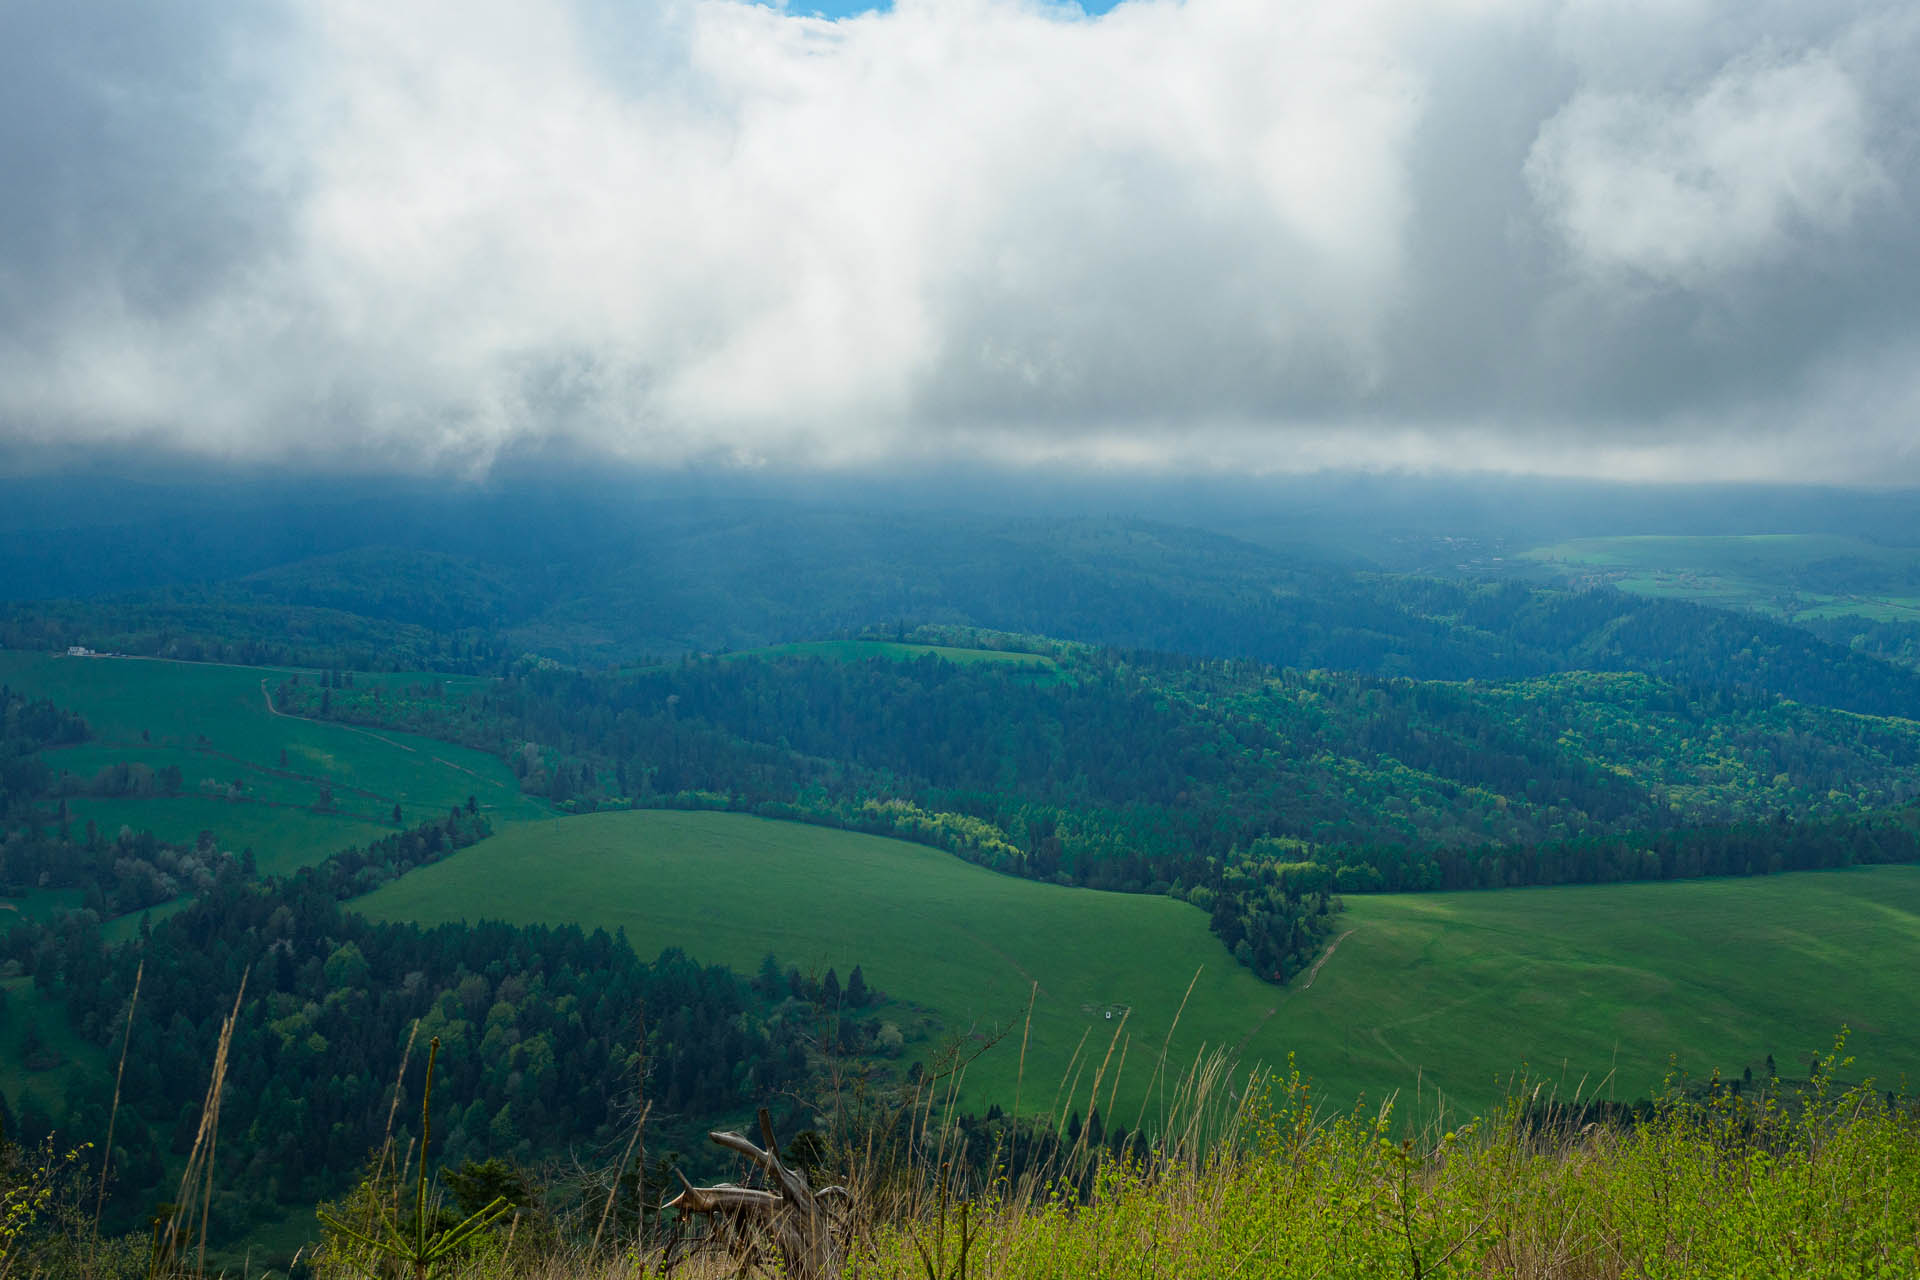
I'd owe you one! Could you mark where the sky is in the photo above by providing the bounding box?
[1,0,1916,484]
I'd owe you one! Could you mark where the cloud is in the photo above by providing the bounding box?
[1526,50,1883,287]
[0,0,1916,481]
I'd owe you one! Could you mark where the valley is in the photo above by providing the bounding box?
[1522,533,1920,627]
[6,490,1920,1267]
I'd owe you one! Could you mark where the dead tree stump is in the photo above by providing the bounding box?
[666,1107,852,1279]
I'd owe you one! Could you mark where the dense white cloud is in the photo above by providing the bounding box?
[0,0,1915,479]
[1527,49,1883,286]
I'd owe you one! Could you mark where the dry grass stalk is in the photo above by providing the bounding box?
[375,1019,424,1185]
[1105,1032,1129,1128]
[1135,965,1202,1137]
[590,1100,649,1259]
[95,956,143,1230]
[932,1053,971,1183]
[1073,1009,1130,1162]
[1049,1027,1091,1137]
[589,1017,647,1260]
[156,968,248,1277]
[1011,981,1036,1123]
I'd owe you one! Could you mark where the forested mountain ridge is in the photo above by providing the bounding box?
[8,507,1920,718]
[289,641,1920,857]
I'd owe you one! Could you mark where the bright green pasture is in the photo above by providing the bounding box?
[47,743,396,819]
[1522,534,1920,624]
[355,809,1920,1120]
[56,797,390,878]
[1317,873,1920,1108]
[0,652,545,872]
[359,810,1231,1125]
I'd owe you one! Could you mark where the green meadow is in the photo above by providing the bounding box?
[55,797,391,879]
[0,650,546,872]
[11,647,1920,1126]
[0,978,105,1119]
[1522,533,1920,623]
[356,808,1920,1121]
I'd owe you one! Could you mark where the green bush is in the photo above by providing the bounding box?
[845,1055,1920,1280]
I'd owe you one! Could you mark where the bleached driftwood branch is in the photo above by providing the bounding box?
[665,1108,851,1279]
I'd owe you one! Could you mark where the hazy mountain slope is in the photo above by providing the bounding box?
[7,494,1920,717]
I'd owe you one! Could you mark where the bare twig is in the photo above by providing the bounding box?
[95,957,144,1230]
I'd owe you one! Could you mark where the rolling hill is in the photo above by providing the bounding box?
[357,808,1920,1118]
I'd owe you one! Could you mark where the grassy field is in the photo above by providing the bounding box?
[0,977,106,1119]
[1521,533,1920,624]
[0,651,546,874]
[355,809,1920,1121]
[47,792,393,878]
[0,650,550,1123]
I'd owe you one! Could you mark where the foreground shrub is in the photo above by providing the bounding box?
[841,1055,1920,1280]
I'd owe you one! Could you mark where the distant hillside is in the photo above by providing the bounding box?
[303,637,1920,862]
[9,504,1920,719]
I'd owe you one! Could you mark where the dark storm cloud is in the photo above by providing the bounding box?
[0,0,1916,481]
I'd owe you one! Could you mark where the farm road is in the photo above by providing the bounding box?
[260,678,419,753]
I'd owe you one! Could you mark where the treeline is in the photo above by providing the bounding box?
[0,824,233,916]
[0,687,88,820]
[0,593,506,675]
[1431,579,1920,720]
[1803,614,1920,674]
[287,638,1920,850]
[918,559,1920,719]
[1315,805,1920,893]
[0,807,839,1239]
[291,646,1920,857]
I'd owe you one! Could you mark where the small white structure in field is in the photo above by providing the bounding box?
[66,646,95,657]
